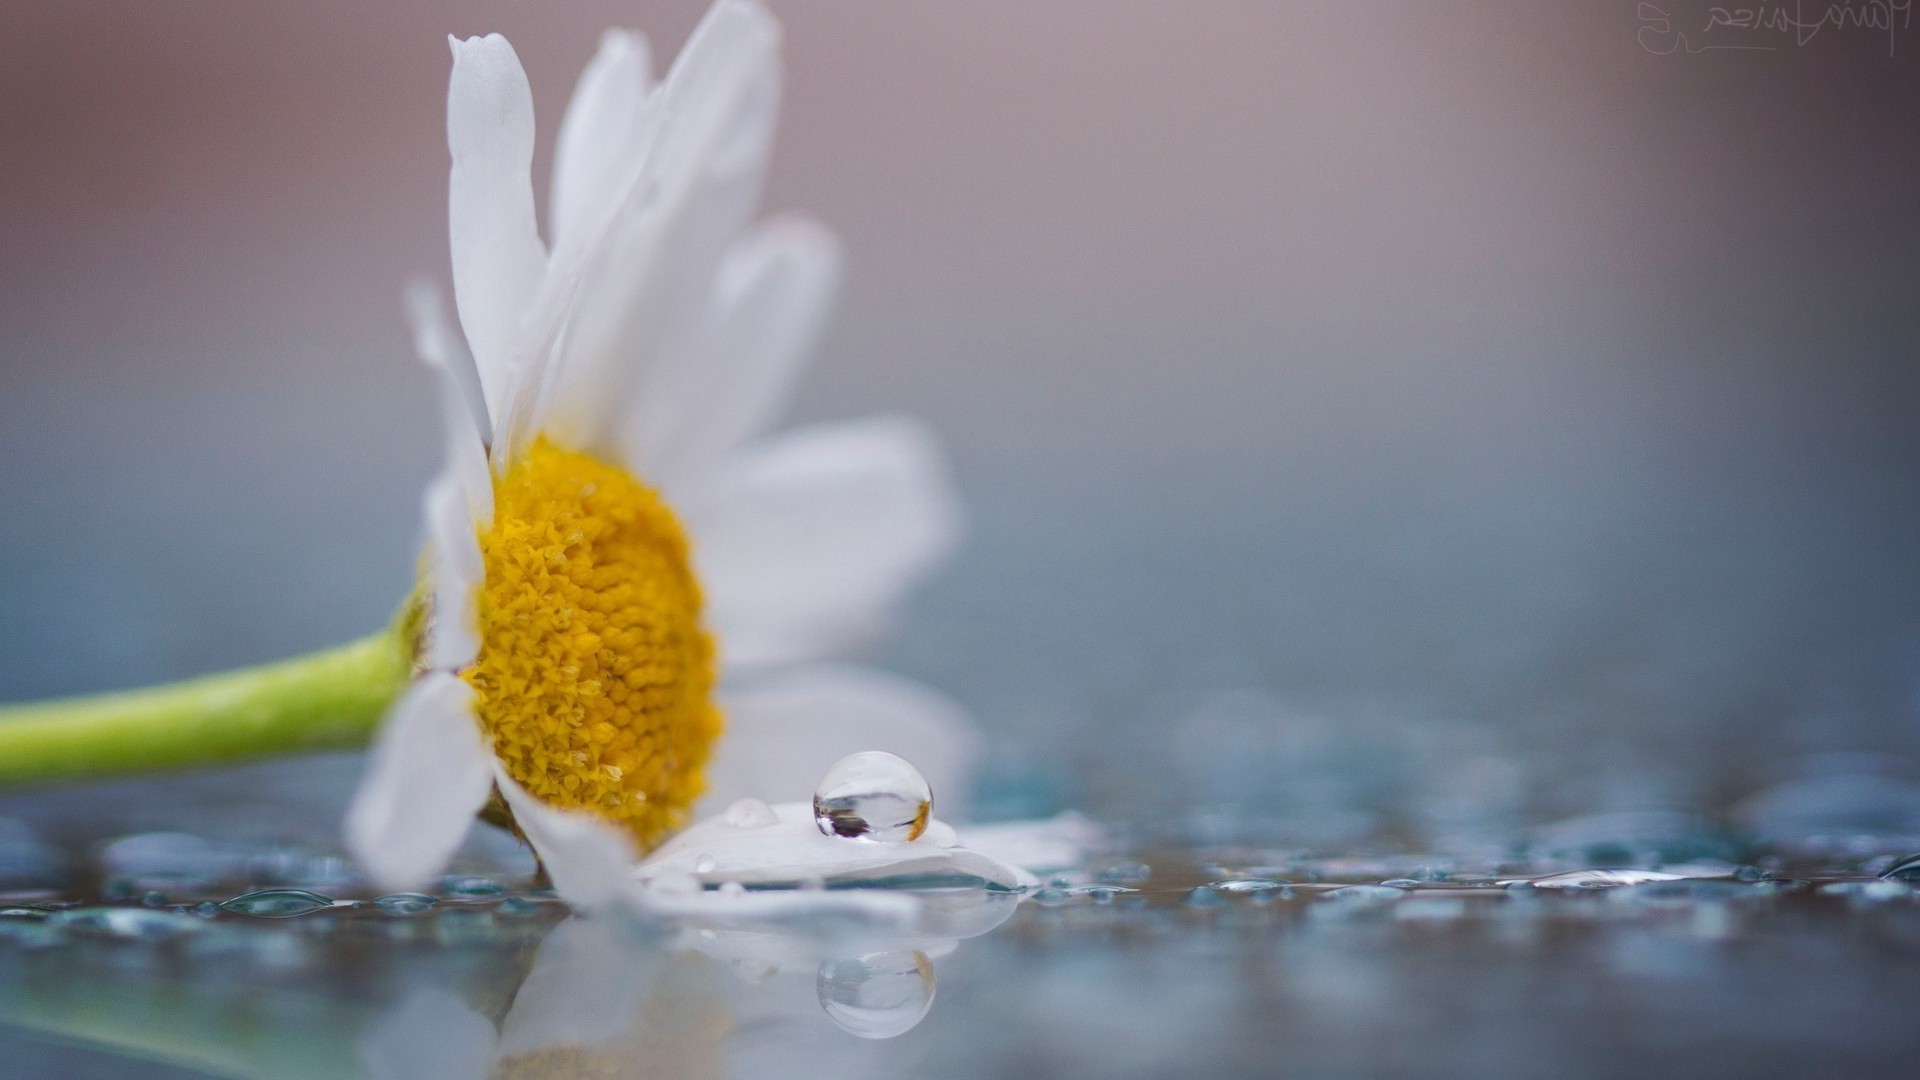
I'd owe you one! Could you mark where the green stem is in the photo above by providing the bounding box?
[0,630,411,790]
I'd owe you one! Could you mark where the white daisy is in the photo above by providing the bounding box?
[344,0,979,907]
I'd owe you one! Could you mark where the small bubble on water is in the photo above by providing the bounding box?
[816,950,936,1040]
[374,893,439,915]
[218,889,334,918]
[813,751,933,843]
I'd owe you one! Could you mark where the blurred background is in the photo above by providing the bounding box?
[2,1,1917,844]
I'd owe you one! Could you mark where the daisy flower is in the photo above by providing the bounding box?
[343,0,978,905]
[0,0,991,908]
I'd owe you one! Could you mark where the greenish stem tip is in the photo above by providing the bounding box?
[0,626,414,791]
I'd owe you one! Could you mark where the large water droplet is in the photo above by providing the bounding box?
[218,889,334,918]
[813,752,932,842]
[816,950,936,1039]
[1880,852,1920,882]
[373,893,439,915]
[1211,878,1287,895]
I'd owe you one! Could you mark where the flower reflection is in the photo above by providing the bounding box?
[362,885,1019,1077]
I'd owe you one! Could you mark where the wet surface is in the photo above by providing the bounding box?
[6,821,1920,1078]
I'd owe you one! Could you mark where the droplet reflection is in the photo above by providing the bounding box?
[816,950,937,1039]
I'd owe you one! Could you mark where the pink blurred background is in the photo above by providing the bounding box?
[2,2,1917,822]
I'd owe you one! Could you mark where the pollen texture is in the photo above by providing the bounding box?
[465,437,722,852]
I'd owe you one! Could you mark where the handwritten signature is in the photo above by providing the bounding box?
[1638,0,1914,54]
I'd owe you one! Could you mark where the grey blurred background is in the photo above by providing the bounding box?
[2,1,1916,836]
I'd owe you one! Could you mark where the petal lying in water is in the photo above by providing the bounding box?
[958,812,1102,876]
[635,802,1035,890]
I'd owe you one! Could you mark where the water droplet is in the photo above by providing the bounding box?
[140,890,168,908]
[1032,887,1071,906]
[496,896,539,917]
[192,901,220,918]
[1516,869,1687,890]
[1380,878,1421,889]
[1184,886,1226,909]
[721,798,779,829]
[218,889,334,918]
[693,855,718,875]
[816,950,936,1039]
[1094,861,1152,884]
[1880,852,1920,882]
[51,907,205,941]
[813,751,933,843]
[0,907,47,919]
[718,881,746,897]
[1211,878,1287,895]
[1318,885,1407,905]
[441,875,505,897]
[373,893,439,915]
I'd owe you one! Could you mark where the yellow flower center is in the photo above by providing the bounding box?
[464,437,722,852]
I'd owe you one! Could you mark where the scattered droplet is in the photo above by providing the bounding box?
[140,890,168,908]
[817,950,936,1039]
[192,902,220,918]
[496,896,539,917]
[373,893,439,915]
[1512,869,1687,890]
[1212,878,1287,895]
[813,751,933,843]
[1184,886,1226,909]
[693,855,718,875]
[1032,887,1071,907]
[442,875,505,897]
[51,907,205,941]
[721,798,779,829]
[1879,853,1920,882]
[218,889,334,918]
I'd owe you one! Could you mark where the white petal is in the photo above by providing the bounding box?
[703,665,980,820]
[422,475,483,671]
[620,216,843,495]
[446,33,547,426]
[958,813,1102,876]
[550,29,653,251]
[542,0,783,448]
[637,802,1033,890]
[493,768,637,910]
[406,279,493,526]
[689,417,963,668]
[358,988,498,1080]
[344,674,494,892]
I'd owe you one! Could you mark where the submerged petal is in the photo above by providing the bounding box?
[621,215,843,495]
[344,674,494,891]
[637,802,1034,891]
[704,665,980,819]
[447,33,547,425]
[691,417,963,668]
[494,769,638,910]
